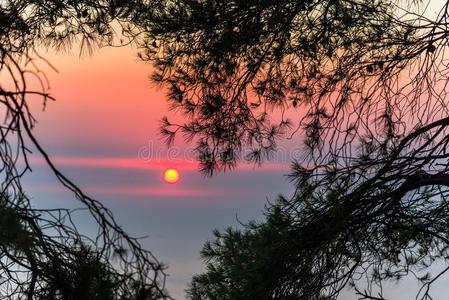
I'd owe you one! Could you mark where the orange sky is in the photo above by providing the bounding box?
[31,46,168,153]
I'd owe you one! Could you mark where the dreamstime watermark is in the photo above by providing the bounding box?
[137,140,305,163]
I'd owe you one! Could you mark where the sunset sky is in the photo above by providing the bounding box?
[0,0,445,298]
[23,45,296,298]
[22,22,449,297]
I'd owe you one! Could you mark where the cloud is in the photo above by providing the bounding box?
[27,182,222,198]
[25,155,292,199]
[79,185,218,197]
[29,156,198,171]
[28,155,289,172]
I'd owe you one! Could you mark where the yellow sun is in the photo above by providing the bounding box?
[164,168,180,184]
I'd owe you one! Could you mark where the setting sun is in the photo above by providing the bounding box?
[164,168,180,184]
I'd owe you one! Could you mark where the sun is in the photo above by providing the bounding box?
[163,168,180,184]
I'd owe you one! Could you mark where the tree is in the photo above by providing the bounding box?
[187,178,449,299]
[143,0,449,299]
[0,1,171,299]
[187,205,295,300]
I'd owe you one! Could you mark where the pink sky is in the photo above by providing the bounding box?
[24,45,296,299]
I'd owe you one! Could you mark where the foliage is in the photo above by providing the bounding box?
[144,0,440,174]
[188,167,449,299]
[187,206,294,300]
[143,0,449,299]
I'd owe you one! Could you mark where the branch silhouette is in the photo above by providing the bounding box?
[0,1,172,299]
[141,0,449,299]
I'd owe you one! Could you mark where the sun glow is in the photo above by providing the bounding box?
[164,168,180,184]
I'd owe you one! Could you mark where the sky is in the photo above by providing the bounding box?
[20,3,449,296]
[23,45,297,299]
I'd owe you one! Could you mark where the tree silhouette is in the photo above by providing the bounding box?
[187,175,449,299]
[143,0,449,299]
[0,1,170,299]
[146,0,436,173]
[187,205,295,300]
